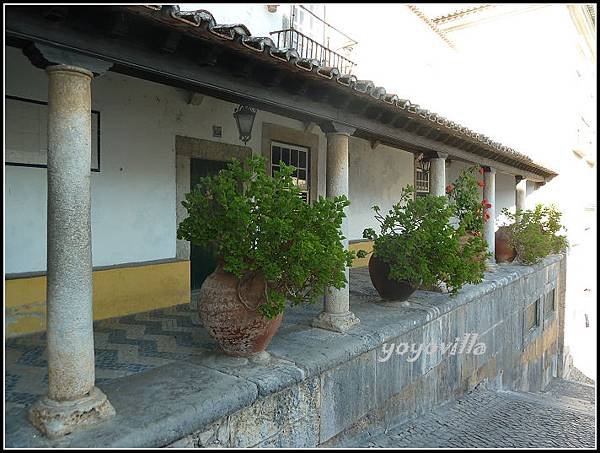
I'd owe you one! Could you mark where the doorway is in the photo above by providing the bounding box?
[189,158,229,291]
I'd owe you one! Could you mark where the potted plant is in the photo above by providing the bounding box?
[500,204,568,265]
[495,224,517,263]
[177,156,354,356]
[446,165,491,265]
[360,185,487,301]
[495,209,517,263]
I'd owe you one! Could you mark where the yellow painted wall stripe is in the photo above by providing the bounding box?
[5,260,190,338]
[349,240,373,268]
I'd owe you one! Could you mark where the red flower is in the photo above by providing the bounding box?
[479,167,485,175]
[477,180,485,188]
[484,212,491,221]
[446,184,454,193]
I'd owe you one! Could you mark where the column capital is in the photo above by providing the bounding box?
[515,175,527,184]
[482,166,496,174]
[46,65,93,79]
[320,121,356,136]
[432,152,449,160]
[23,43,113,76]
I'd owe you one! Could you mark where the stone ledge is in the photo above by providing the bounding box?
[5,254,564,447]
[6,363,259,448]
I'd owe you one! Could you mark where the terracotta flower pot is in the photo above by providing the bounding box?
[495,225,516,263]
[368,254,417,301]
[198,265,283,357]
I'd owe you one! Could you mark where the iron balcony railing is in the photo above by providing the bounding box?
[269,28,357,74]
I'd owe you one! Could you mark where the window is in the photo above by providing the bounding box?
[292,4,326,42]
[526,299,540,332]
[415,159,430,197]
[271,141,310,202]
[543,289,556,317]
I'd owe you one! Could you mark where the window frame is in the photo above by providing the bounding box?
[270,140,311,203]
[415,158,431,196]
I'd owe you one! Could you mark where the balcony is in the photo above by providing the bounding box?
[270,27,356,74]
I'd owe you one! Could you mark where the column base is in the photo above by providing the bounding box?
[312,311,360,333]
[28,386,115,439]
[485,260,498,271]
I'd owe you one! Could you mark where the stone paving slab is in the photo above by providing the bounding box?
[350,379,596,448]
[6,362,259,448]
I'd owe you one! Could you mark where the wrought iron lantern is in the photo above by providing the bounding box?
[233,104,257,145]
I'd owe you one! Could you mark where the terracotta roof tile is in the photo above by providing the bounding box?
[126,5,556,178]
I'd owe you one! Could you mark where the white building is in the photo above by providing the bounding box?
[6,4,555,338]
[4,4,564,439]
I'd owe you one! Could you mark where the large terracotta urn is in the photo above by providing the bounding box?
[368,254,416,301]
[495,225,516,263]
[198,265,283,357]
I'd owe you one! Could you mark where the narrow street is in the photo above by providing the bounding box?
[351,378,596,448]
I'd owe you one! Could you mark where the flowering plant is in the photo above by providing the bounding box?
[446,165,490,234]
[445,165,490,273]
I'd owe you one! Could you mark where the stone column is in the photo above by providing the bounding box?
[27,63,114,438]
[429,152,448,197]
[483,167,497,267]
[515,176,527,220]
[313,123,360,332]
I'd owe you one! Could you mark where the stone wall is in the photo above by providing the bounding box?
[168,255,564,448]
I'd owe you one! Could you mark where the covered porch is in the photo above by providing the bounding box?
[5,5,559,444]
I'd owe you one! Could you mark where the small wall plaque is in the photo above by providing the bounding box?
[212,125,222,138]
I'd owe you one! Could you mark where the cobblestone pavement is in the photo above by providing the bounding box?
[356,379,596,448]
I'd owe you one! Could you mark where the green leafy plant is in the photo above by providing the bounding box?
[444,165,491,270]
[361,185,487,294]
[501,204,568,265]
[446,165,490,233]
[177,156,354,319]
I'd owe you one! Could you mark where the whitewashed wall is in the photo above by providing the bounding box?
[181,4,286,38]
[5,45,519,275]
[5,46,321,274]
[348,139,414,240]
[6,44,410,273]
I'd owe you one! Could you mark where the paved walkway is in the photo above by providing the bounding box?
[4,268,377,416]
[354,378,596,448]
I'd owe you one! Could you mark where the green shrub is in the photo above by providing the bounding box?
[361,185,487,294]
[177,156,354,319]
[502,204,568,265]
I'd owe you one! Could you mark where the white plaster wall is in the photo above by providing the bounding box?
[5,45,323,274]
[181,4,287,38]
[495,172,517,221]
[347,139,414,241]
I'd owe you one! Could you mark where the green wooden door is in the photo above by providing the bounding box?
[190,158,229,291]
